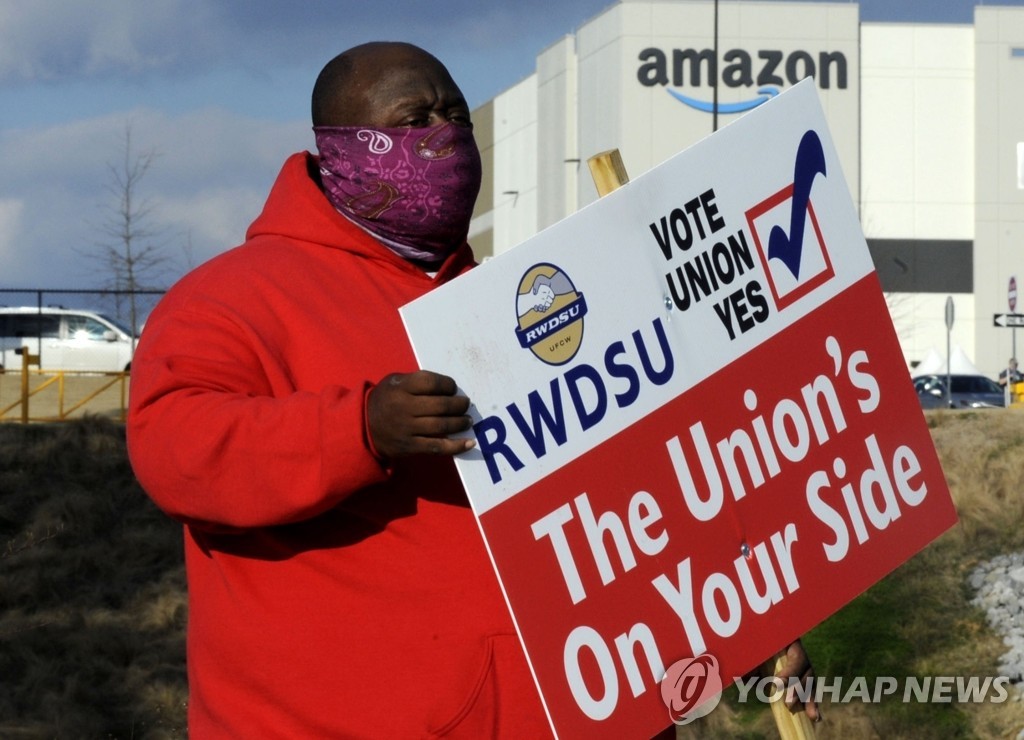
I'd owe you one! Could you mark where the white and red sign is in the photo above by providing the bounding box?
[401,80,957,739]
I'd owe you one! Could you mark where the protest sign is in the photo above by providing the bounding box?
[401,79,957,738]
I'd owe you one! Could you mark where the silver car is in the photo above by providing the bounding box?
[913,374,1006,409]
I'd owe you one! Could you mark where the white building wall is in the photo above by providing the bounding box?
[860,25,974,239]
[974,7,1024,376]
[537,36,579,230]
[860,23,976,369]
[491,76,539,256]
[575,3,636,204]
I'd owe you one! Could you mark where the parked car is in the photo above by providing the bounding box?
[913,374,1006,409]
[0,307,137,372]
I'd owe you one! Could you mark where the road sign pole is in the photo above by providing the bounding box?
[1008,358,1014,407]
[1010,276,1019,364]
[945,296,954,409]
[1009,277,1018,407]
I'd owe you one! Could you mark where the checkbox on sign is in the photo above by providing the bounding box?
[745,185,835,311]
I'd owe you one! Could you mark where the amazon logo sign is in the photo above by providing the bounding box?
[637,47,848,114]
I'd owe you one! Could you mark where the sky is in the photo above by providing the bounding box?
[2,0,1022,294]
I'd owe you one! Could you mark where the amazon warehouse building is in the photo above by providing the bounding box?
[467,0,1024,377]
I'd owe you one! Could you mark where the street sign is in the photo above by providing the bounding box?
[1010,276,1018,312]
[945,296,954,331]
[994,313,1024,328]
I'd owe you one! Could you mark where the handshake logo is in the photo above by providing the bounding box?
[514,263,588,366]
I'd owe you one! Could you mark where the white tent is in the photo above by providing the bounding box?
[911,345,985,377]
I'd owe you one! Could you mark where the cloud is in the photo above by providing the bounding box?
[154,186,270,271]
[0,0,615,86]
[0,0,225,83]
[0,198,26,269]
[0,107,306,288]
[0,0,609,289]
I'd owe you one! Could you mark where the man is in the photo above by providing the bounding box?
[128,42,817,736]
[998,358,1022,387]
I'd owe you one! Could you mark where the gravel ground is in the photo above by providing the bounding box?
[969,552,1024,689]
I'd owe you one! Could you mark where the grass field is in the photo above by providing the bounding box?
[2,411,1024,738]
[0,418,185,738]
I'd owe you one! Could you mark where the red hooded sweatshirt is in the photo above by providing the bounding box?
[127,152,550,738]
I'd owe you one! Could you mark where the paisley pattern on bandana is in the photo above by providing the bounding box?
[414,124,458,160]
[344,180,400,220]
[314,122,481,260]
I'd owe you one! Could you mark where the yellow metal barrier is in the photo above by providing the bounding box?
[0,355,130,423]
[1011,381,1024,407]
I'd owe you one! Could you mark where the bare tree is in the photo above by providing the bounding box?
[89,123,170,340]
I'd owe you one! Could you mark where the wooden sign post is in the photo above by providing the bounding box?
[587,148,816,740]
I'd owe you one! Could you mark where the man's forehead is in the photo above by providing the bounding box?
[353,51,461,102]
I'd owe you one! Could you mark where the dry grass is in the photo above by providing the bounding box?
[928,410,1024,556]
[0,417,186,738]
[2,411,1024,738]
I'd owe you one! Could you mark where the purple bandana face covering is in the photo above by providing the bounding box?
[314,122,482,262]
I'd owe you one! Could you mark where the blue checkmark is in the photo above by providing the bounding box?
[767,130,827,280]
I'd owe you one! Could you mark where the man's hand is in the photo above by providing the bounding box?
[773,638,821,722]
[367,371,476,459]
